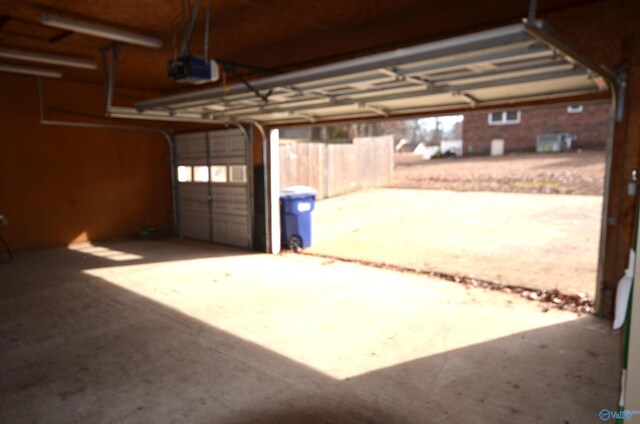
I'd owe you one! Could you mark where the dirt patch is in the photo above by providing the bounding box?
[392,151,605,195]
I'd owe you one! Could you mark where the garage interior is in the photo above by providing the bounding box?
[1,0,640,422]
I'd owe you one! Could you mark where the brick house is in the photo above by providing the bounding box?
[462,102,610,156]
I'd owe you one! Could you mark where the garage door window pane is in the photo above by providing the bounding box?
[229,165,247,183]
[210,165,227,183]
[177,166,192,182]
[193,166,209,182]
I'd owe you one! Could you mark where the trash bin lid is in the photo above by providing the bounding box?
[280,185,317,197]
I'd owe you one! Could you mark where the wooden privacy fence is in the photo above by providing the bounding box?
[279,135,394,200]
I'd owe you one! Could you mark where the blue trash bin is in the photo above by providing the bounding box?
[280,186,316,251]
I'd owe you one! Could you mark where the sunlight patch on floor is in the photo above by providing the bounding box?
[69,242,143,261]
[84,253,579,379]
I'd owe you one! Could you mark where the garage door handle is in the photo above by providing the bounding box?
[628,169,638,197]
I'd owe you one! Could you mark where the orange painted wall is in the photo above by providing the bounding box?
[0,74,172,250]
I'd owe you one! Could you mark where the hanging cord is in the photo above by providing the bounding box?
[224,65,271,103]
[0,234,12,264]
[172,26,180,60]
[203,0,211,60]
[237,74,272,103]
[180,0,188,55]
[222,66,228,97]
[171,0,188,61]
[180,0,202,57]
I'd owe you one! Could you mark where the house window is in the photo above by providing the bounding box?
[567,104,584,114]
[488,110,521,125]
[177,166,192,182]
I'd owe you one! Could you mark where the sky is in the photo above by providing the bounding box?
[418,115,463,132]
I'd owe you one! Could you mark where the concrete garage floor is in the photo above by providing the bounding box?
[0,239,619,423]
[306,188,602,296]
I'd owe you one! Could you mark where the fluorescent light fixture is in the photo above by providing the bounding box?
[40,12,163,49]
[0,63,62,78]
[0,47,96,69]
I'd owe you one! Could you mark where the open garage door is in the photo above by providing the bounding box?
[126,21,612,125]
[175,128,252,249]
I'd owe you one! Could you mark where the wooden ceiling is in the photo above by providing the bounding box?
[0,0,605,94]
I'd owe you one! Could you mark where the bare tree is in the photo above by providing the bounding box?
[403,119,428,144]
[428,118,443,143]
[448,120,463,140]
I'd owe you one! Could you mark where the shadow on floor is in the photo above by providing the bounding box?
[0,238,252,297]
[0,239,620,423]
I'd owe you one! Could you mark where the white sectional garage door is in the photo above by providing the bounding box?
[132,22,611,126]
[175,128,252,249]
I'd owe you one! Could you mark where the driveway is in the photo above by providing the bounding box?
[306,188,602,296]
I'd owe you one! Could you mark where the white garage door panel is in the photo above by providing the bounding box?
[211,187,249,215]
[180,210,210,241]
[176,133,208,163]
[213,215,250,248]
[210,157,245,165]
[179,184,209,201]
[177,185,210,241]
[209,131,246,156]
[175,128,251,249]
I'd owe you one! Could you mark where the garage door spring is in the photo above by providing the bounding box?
[0,235,12,264]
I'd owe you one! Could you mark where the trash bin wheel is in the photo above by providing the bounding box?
[288,236,302,253]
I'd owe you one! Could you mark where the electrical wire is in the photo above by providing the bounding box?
[204,0,211,60]
[0,234,12,264]
[180,0,202,57]
[172,27,180,60]
[229,68,272,103]
[186,0,192,21]
[180,0,188,55]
